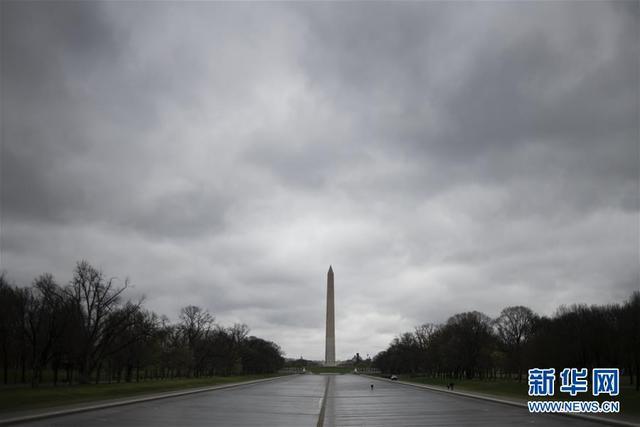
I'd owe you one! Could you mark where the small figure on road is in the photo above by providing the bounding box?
[447,383,454,390]
[370,384,374,390]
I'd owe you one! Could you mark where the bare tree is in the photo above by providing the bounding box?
[23,274,68,386]
[414,323,440,374]
[179,305,214,376]
[414,323,439,350]
[0,273,20,384]
[64,260,136,383]
[228,323,250,374]
[494,306,536,381]
[445,311,495,380]
[229,323,249,345]
[622,292,640,391]
[179,306,214,348]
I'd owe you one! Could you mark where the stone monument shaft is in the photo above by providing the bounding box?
[325,265,335,366]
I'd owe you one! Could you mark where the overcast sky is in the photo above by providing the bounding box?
[1,1,638,361]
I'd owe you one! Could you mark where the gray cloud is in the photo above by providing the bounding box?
[1,1,638,360]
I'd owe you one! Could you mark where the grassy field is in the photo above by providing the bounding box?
[396,375,640,420]
[0,374,285,414]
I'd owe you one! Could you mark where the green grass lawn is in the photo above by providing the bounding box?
[0,374,285,415]
[397,375,640,421]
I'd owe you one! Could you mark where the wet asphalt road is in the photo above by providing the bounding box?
[18,374,611,426]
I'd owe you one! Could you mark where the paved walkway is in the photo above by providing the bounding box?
[17,375,325,427]
[324,375,609,426]
[12,374,620,426]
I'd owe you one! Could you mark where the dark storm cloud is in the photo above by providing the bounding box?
[291,2,638,209]
[1,1,637,359]
[3,2,119,222]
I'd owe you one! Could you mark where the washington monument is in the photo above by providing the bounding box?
[325,265,335,366]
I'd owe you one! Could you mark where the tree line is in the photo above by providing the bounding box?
[373,292,640,391]
[0,260,284,387]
